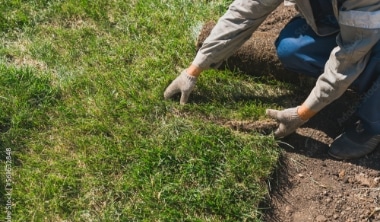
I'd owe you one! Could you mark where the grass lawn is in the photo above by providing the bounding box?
[0,0,296,221]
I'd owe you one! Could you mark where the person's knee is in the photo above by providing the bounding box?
[275,37,301,66]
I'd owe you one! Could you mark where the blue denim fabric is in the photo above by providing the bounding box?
[275,17,380,134]
[275,17,337,78]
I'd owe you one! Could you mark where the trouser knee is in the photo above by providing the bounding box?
[275,17,335,78]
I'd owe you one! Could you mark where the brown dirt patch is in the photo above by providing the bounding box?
[223,90,380,222]
[261,90,380,222]
[197,4,380,222]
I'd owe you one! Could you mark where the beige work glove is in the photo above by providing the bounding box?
[164,70,197,105]
[266,107,308,138]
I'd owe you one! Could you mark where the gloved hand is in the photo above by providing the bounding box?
[266,107,308,138]
[164,70,197,105]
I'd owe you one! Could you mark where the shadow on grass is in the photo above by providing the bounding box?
[169,67,379,171]
[187,69,317,107]
[190,91,304,107]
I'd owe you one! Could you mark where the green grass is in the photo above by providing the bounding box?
[0,0,296,221]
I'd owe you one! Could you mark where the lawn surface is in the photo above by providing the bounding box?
[0,1,295,221]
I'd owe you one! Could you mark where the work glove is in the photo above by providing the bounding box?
[266,107,308,138]
[164,70,197,105]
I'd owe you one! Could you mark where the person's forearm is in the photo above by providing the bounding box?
[192,0,281,69]
[187,64,203,77]
[303,1,380,115]
[297,104,316,120]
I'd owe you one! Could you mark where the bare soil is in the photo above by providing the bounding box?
[224,89,380,222]
[197,4,380,222]
[261,90,380,222]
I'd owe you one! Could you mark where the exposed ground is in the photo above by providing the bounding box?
[197,4,380,222]
[262,90,380,222]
